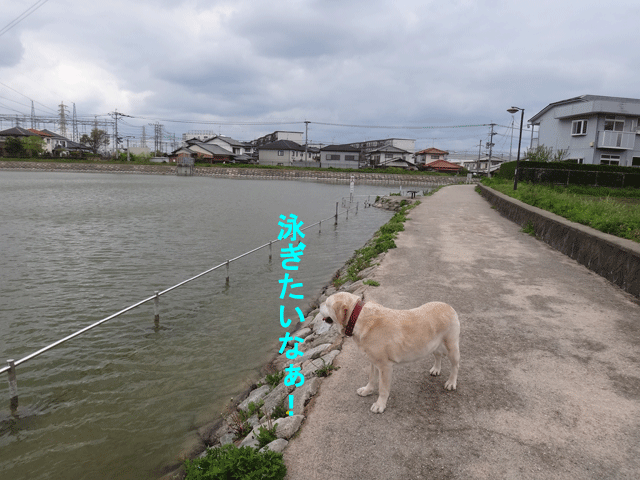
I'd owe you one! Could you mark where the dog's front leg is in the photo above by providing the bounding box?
[357,363,378,397]
[371,363,392,413]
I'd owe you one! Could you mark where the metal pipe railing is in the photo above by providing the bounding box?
[3,202,359,411]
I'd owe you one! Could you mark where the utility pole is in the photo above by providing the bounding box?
[141,126,147,149]
[486,123,496,178]
[476,139,482,174]
[31,101,36,129]
[110,110,131,157]
[509,116,515,162]
[304,120,310,162]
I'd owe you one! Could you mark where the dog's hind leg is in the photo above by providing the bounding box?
[357,363,378,397]
[429,344,447,376]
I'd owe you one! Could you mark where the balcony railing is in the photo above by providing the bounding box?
[597,130,636,149]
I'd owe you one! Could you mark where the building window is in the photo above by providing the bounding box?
[431,154,439,159]
[632,157,640,166]
[278,151,284,156]
[564,158,584,164]
[600,154,620,165]
[604,115,624,132]
[345,155,356,161]
[572,119,588,136]
[327,154,340,160]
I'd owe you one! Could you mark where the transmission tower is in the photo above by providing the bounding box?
[72,103,78,142]
[58,102,69,137]
[149,122,163,153]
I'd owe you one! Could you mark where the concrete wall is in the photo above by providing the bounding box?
[478,184,640,298]
[0,161,470,186]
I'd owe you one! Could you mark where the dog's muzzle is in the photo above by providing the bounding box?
[323,317,333,324]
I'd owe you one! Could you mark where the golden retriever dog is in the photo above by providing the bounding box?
[320,291,460,413]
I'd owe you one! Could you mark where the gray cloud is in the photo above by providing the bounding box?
[1,0,640,152]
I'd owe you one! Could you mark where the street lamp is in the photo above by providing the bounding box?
[507,106,524,190]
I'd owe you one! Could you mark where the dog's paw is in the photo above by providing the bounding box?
[370,401,386,413]
[429,366,441,376]
[357,386,374,397]
[444,379,457,391]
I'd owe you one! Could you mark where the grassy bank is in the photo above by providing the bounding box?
[482,178,640,242]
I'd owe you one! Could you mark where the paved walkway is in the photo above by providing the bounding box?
[284,184,640,479]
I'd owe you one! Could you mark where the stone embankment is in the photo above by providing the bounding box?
[0,161,469,186]
[161,271,376,480]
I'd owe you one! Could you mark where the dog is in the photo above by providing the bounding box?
[319,291,460,413]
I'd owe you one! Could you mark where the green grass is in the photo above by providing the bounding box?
[265,371,286,388]
[483,178,640,242]
[333,201,421,286]
[184,444,286,480]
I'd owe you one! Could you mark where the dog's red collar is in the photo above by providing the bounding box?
[345,300,364,337]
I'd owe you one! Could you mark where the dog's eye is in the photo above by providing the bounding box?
[323,317,333,324]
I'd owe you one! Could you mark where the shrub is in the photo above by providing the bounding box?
[255,424,278,449]
[271,403,288,420]
[265,371,285,388]
[315,363,340,377]
[184,444,286,480]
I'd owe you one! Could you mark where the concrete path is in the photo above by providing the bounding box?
[284,184,640,479]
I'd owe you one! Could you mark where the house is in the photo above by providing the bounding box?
[201,135,252,156]
[171,141,234,163]
[319,144,363,168]
[367,145,414,168]
[529,95,640,167]
[40,129,91,155]
[257,140,315,166]
[423,159,462,173]
[0,127,38,155]
[253,131,304,147]
[415,148,449,166]
[349,138,415,154]
[0,127,90,156]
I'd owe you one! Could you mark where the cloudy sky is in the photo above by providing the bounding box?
[1,0,639,154]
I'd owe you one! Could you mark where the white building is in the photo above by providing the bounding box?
[529,95,640,167]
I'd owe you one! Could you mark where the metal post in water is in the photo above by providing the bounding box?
[7,359,18,415]
[319,220,321,234]
[226,260,230,285]
[356,201,359,214]
[269,241,272,262]
[154,291,160,327]
[335,202,338,226]
[346,206,349,220]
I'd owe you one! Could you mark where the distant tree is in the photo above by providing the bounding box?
[525,145,553,162]
[80,128,110,154]
[524,145,569,163]
[20,136,45,157]
[4,136,25,157]
[552,148,568,162]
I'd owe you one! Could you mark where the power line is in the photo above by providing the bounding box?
[0,81,58,114]
[310,121,491,130]
[0,0,49,38]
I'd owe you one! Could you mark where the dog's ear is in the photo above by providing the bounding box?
[334,299,351,327]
